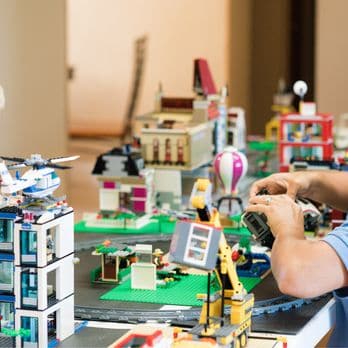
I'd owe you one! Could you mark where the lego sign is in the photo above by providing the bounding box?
[169,220,221,271]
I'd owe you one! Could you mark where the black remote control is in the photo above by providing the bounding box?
[242,188,275,249]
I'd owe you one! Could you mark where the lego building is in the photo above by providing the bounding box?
[0,207,18,348]
[13,207,75,348]
[92,147,155,214]
[0,203,76,348]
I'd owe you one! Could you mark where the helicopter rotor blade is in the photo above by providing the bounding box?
[49,155,80,164]
[1,156,27,163]
[7,163,27,170]
[46,163,72,170]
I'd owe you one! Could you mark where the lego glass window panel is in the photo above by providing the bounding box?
[0,261,14,292]
[47,269,58,307]
[21,316,38,345]
[0,302,14,329]
[20,230,37,265]
[284,145,323,163]
[184,224,212,267]
[21,271,38,308]
[46,227,56,263]
[169,221,221,271]
[0,219,14,251]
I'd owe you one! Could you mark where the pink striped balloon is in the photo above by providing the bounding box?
[213,148,248,195]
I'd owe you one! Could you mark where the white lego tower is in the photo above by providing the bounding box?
[13,208,75,347]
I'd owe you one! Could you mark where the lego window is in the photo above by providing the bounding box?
[184,224,212,267]
[136,252,152,264]
[21,316,38,344]
[20,230,37,265]
[46,228,56,263]
[0,219,14,251]
[21,271,38,308]
[0,261,14,292]
[47,269,58,307]
[0,302,14,330]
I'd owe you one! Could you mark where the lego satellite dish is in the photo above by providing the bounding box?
[293,80,308,99]
[0,85,5,110]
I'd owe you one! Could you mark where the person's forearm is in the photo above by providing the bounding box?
[300,171,348,211]
[271,236,348,298]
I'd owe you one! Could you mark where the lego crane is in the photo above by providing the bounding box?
[169,178,254,347]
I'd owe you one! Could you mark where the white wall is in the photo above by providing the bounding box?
[0,0,67,156]
[316,0,348,118]
[67,0,230,136]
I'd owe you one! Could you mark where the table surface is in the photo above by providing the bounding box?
[58,298,335,348]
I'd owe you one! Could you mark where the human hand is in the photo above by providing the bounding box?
[246,194,305,239]
[249,172,313,200]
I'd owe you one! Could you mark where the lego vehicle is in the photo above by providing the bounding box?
[169,179,254,348]
[0,154,79,198]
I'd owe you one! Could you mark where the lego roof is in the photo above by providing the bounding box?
[92,147,144,176]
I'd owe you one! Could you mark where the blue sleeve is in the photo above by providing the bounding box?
[322,223,348,270]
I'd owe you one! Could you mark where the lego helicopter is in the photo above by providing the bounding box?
[0,154,79,198]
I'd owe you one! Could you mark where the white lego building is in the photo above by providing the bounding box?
[13,210,75,347]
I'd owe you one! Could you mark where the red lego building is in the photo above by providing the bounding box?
[279,112,334,172]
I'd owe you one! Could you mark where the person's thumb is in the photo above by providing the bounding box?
[286,183,298,199]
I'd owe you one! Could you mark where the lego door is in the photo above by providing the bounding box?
[102,255,118,281]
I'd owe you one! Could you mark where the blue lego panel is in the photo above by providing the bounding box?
[0,253,14,261]
[0,213,17,219]
[0,294,15,302]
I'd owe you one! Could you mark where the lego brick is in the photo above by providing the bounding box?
[131,263,156,290]
[0,294,15,302]
[100,273,259,306]
[103,181,116,189]
[132,187,147,198]
[133,201,145,213]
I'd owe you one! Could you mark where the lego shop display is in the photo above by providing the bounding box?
[279,81,334,172]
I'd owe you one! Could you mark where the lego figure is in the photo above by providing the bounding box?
[247,170,348,346]
[164,138,172,164]
[152,248,164,269]
[152,138,160,164]
[176,139,185,165]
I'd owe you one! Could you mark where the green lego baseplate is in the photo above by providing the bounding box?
[75,218,251,237]
[74,218,176,235]
[100,272,261,306]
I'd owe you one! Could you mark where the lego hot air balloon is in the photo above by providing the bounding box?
[213,147,248,196]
